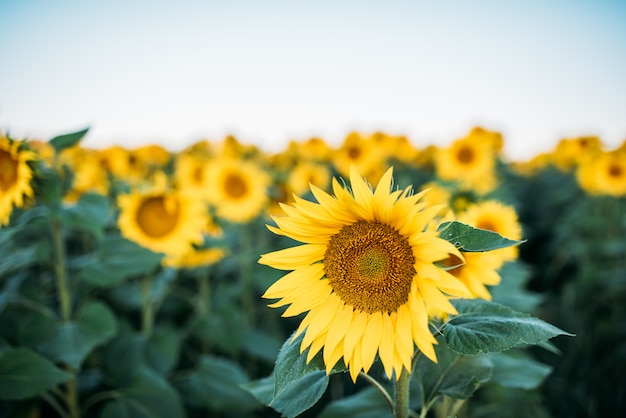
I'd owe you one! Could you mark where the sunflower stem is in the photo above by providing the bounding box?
[359,372,394,413]
[394,367,412,418]
[50,217,80,418]
[141,275,154,338]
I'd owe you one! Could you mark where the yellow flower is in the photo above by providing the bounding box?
[444,252,502,301]
[0,135,36,225]
[287,162,331,196]
[259,167,470,382]
[174,153,211,199]
[118,187,207,258]
[163,216,227,268]
[206,158,270,223]
[434,132,497,194]
[576,151,626,197]
[458,201,522,264]
[332,132,384,179]
[553,136,603,171]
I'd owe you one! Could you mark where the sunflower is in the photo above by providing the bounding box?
[553,136,603,171]
[434,133,497,194]
[443,252,502,301]
[174,153,211,199]
[0,135,36,225]
[206,158,270,223]
[117,185,207,258]
[163,216,227,268]
[287,162,331,196]
[259,166,470,381]
[457,200,522,264]
[576,151,626,197]
[332,132,384,180]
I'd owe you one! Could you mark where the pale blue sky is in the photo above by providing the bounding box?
[1,0,625,159]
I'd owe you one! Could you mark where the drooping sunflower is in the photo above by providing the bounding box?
[0,135,36,225]
[118,184,207,258]
[206,158,270,223]
[434,132,497,194]
[458,200,522,264]
[576,151,626,197]
[259,166,470,381]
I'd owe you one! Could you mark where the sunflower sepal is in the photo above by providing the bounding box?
[441,299,574,355]
[437,220,525,252]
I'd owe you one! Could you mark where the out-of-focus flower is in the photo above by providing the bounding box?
[0,135,36,225]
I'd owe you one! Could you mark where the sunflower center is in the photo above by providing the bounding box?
[324,221,416,314]
[135,195,180,238]
[457,145,475,164]
[224,173,248,199]
[0,149,19,191]
[347,146,361,160]
[608,163,623,178]
[192,167,204,184]
[476,219,497,232]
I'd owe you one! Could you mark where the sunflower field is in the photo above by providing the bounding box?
[0,126,624,418]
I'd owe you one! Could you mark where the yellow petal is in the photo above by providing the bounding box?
[259,244,325,270]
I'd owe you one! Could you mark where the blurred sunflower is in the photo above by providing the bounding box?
[259,166,469,381]
[553,136,603,171]
[174,153,210,199]
[434,133,497,194]
[458,200,522,263]
[576,151,626,197]
[443,252,502,301]
[0,135,36,225]
[287,162,331,196]
[118,182,207,258]
[206,159,270,223]
[333,132,383,179]
[163,215,227,268]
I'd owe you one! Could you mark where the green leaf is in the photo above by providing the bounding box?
[318,386,393,418]
[144,326,181,375]
[241,328,283,363]
[0,348,71,400]
[49,127,89,153]
[100,366,185,418]
[416,336,493,405]
[265,331,347,417]
[241,375,274,406]
[443,299,573,355]
[38,302,117,369]
[175,355,258,412]
[490,262,543,313]
[488,352,553,390]
[79,235,163,288]
[59,193,110,238]
[437,221,525,252]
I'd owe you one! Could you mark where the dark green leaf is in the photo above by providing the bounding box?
[319,386,393,418]
[144,326,181,375]
[176,355,258,412]
[270,371,329,418]
[241,328,283,363]
[241,375,274,406]
[79,235,163,288]
[49,127,89,153]
[38,302,117,369]
[488,352,552,390]
[100,366,185,418]
[443,299,574,355]
[59,193,110,238]
[416,336,493,404]
[0,348,71,400]
[437,221,525,252]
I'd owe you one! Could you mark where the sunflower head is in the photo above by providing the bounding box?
[0,135,36,225]
[259,166,470,381]
[117,184,207,258]
[576,151,626,197]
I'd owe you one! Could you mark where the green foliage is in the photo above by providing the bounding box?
[49,127,89,153]
[438,221,525,252]
[0,348,71,400]
[443,299,573,355]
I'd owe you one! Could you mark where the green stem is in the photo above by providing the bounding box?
[50,218,79,418]
[359,372,394,413]
[394,368,412,418]
[51,219,71,321]
[197,272,210,317]
[141,275,154,337]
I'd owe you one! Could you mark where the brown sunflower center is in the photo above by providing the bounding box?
[224,173,248,199]
[192,167,204,184]
[608,163,623,178]
[324,221,416,313]
[347,146,361,160]
[476,219,497,232]
[457,145,475,164]
[0,149,19,192]
[136,195,180,238]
